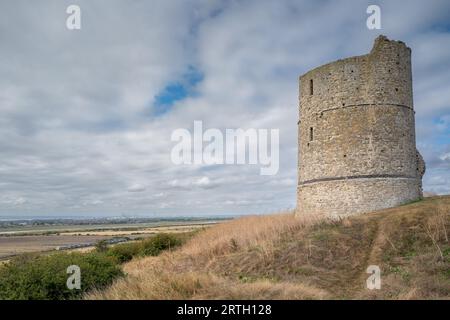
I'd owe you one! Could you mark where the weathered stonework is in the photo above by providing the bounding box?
[296,35,425,219]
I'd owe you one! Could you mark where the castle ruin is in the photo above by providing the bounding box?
[297,35,425,219]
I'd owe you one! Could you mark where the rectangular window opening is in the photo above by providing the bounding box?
[310,127,314,141]
[310,79,313,95]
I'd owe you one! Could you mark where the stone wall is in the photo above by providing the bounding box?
[297,36,424,218]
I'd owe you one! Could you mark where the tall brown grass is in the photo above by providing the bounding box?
[181,211,323,259]
[88,269,329,300]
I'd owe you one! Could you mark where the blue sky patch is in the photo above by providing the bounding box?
[153,66,203,115]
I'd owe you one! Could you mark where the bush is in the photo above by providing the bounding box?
[106,233,184,263]
[0,252,123,300]
[107,242,142,263]
[140,233,182,256]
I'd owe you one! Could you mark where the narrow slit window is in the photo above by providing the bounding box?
[310,127,314,141]
[310,79,313,95]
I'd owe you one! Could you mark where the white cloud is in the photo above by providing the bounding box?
[127,184,146,193]
[440,153,450,162]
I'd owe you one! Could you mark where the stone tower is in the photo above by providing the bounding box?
[297,35,425,219]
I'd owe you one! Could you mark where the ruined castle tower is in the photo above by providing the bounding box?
[297,36,425,219]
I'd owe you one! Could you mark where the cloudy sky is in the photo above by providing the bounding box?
[0,0,449,217]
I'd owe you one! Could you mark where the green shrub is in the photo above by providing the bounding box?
[107,241,141,263]
[0,252,123,300]
[106,233,184,263]
[139,233,182,256]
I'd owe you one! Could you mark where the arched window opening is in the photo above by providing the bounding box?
[309,127,314,141]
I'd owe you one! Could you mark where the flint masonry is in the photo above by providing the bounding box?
[297,36,425,219]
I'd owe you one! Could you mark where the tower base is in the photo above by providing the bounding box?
[296,177,422,219]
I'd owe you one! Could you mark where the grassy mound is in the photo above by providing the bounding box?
[87,196,450,300]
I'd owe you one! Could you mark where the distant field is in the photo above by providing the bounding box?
[62,224,209,236]
[0,220,219,260]
[0,234,110,259]
[0,221,218,236]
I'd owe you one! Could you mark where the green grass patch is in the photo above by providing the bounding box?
[388,265,411,281]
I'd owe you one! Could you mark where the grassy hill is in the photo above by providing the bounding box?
[87,196,450,300]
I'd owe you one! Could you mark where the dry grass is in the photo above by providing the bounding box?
[181,212,323,259]
[87,196,450,300]
[88,268,329,300]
